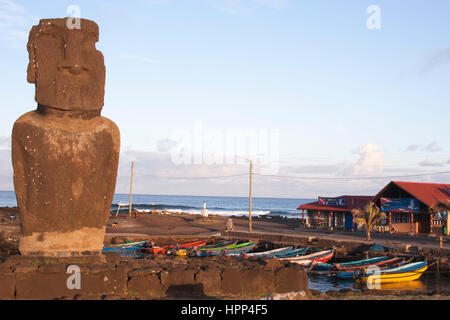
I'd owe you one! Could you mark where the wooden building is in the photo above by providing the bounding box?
[372,181,450,235]
[297,195,373,231]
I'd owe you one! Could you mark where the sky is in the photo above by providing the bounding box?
[0,0,449,198]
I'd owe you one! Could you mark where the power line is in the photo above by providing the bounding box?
[132,172,249,180]
[253,170,450,181]
[118,170,450,181]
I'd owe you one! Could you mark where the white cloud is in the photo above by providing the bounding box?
[0,0,37,47]
[405,144,420,152]
[200,0,290,15]
[115,149,250,195]
[0,143,448,198]
[346,143,384,176]
[0,0,24,13]
[404,141,442,153]
[275,143,385,178]
[0,135,11,150]
[250,0,290,9]
[423,141,441,153]
[419,159,444,167]
[156,138,178,153]
[422,47,450,73]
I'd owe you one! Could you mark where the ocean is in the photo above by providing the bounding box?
[0,190,312,219]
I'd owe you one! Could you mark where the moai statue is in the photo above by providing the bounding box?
[12,18,120,256]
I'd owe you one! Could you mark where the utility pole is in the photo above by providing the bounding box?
[249,160,253,233]
[129,161,134,218]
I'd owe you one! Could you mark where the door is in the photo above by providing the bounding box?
[416,214,430,234]
[344,212,353,230]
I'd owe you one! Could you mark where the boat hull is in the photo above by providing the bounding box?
[361,266,427,284]
[358,262,428,284]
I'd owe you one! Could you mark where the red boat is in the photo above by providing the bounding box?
[144,240,207,255]
[281,249,334,266]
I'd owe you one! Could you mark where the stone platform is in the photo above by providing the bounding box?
[0,253,308,300]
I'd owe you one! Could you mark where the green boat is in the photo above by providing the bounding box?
[108,240,148,248]
[195,241,255,256]
[201,240,238,249]
[197,241,252,252]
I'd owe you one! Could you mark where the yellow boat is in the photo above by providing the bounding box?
[175,249,188,257]
[358,261,428,285]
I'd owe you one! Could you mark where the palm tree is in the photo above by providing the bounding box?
[352,202,386,242]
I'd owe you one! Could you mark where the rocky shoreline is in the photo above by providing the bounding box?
[1,207,449,300]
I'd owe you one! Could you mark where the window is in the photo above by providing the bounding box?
[335,213,344,227]
[392,213,411,223]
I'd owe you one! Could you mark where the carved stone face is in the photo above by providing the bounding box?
[27,18,105,111]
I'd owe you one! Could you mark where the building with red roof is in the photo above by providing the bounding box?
[297,195,373,231]
[372,181,450,235]
[297,181,450,236]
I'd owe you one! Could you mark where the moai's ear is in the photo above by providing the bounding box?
[26,26,38,84]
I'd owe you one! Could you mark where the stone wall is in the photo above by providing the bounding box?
[0,253,308,300]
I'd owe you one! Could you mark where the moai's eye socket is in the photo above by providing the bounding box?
[35,33,65,60]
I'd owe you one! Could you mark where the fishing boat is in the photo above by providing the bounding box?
[145,245,166,254]
[273,247,309,258]
[280,249,334,267]
[357,261,428,284]
[108,240,149,248]
[336,257,404,272]
[144,240,207,255]
[227,246,293,258]
[177,240,207,248]
[333,256,388,270]
[310,256,389,273]
[103,240,150,252]
[102,246,143,252]
[309,262,335,273]
[201,240,238,249]
[331,258,405,279]
[195,241,250,253]
[195,241,255,257]
[224,242,257,256]
[167,240,207,251]
[175,249,188,257]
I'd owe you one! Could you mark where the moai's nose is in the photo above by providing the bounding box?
[62,31,85,74]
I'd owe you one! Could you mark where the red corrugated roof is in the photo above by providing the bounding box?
[297,195,373,212]
[373,181,450,208]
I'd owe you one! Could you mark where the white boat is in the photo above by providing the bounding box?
[280,249,334,267]
[227,246,294,257]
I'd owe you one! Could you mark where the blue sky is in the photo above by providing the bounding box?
[0,0,449,198]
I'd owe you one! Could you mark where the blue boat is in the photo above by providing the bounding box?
[102,246,143,252]
[311,262,334,272]
[333,256,388,269]
[224,242,258,256]
[331,257,405,279]
[310,256,389,273]
[274,247,309,258]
